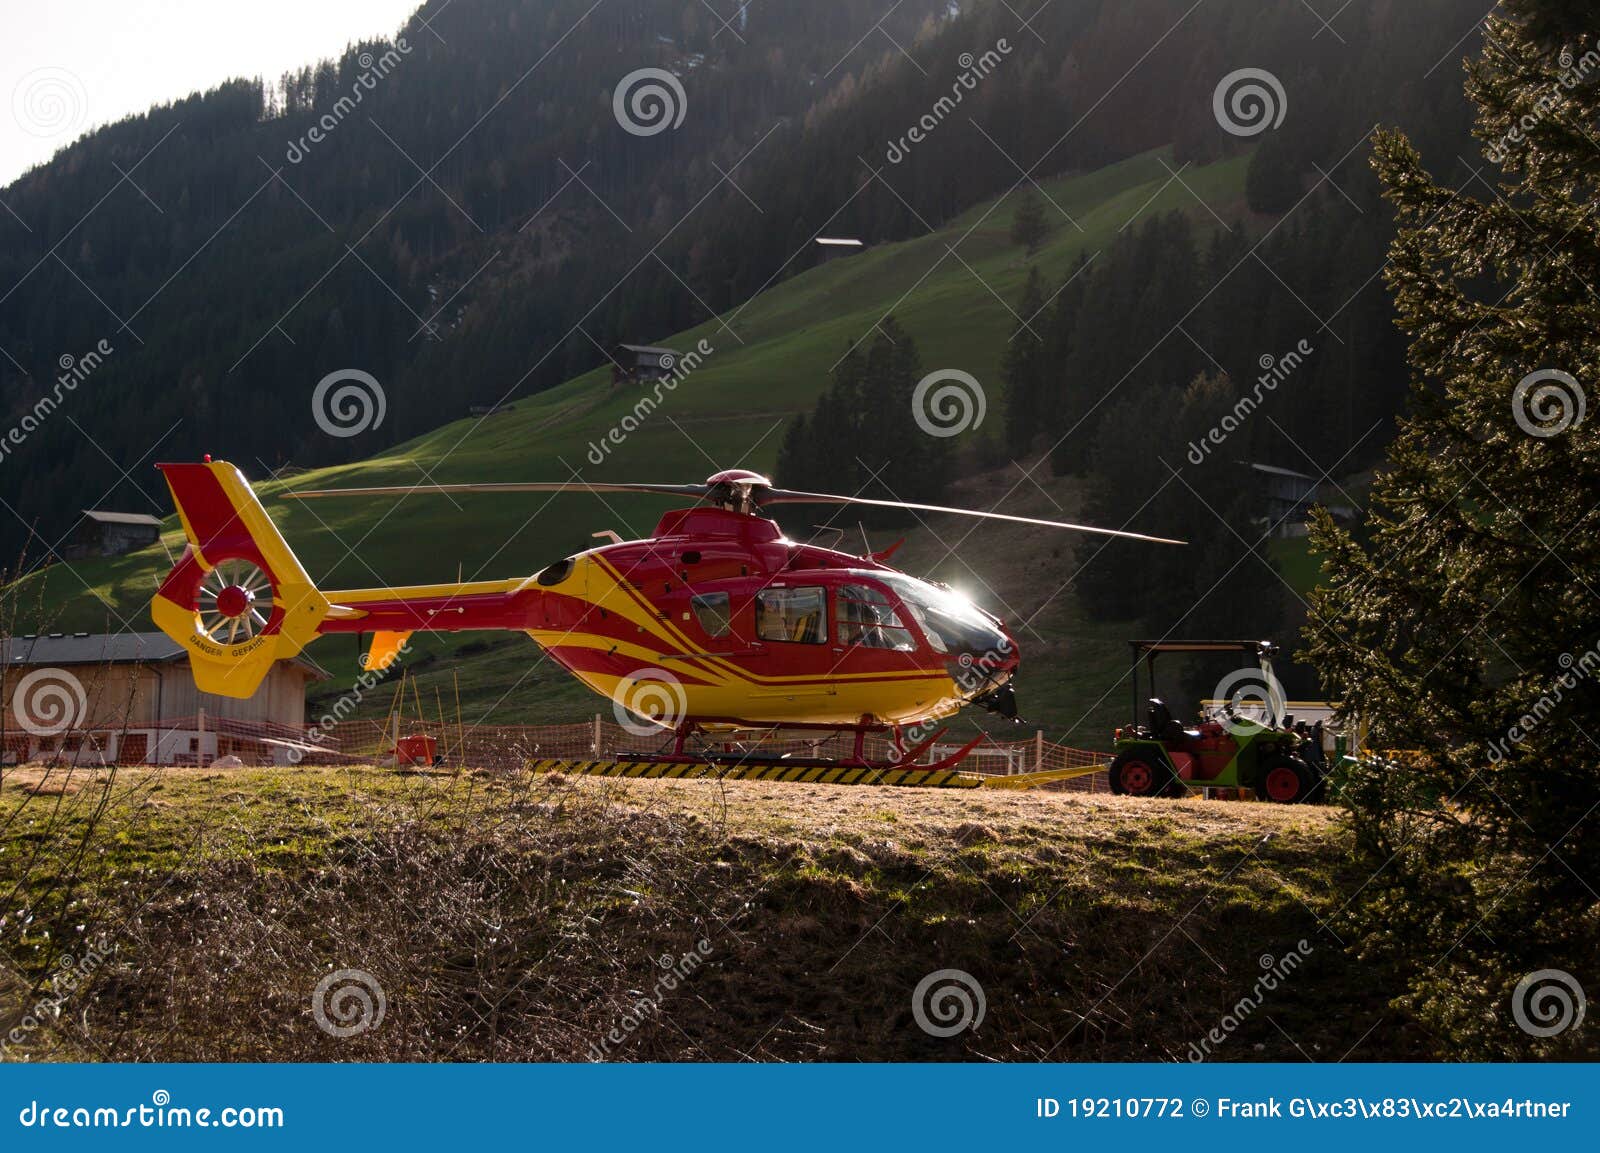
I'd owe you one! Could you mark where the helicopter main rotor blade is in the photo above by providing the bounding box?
[287,481,711,500]
[758,488,1187,546]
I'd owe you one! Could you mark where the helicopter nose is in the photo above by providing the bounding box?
[950,623,1018,694]
[951,629,1020,721]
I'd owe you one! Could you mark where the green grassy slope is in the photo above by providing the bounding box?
[15,148,1253,742]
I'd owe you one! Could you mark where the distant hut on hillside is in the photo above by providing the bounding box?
[612,343,682,385]
[62,510,162,559]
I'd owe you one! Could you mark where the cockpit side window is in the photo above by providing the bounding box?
[836,584,916,651]
[691,592,731,638]
[755,587,827,644]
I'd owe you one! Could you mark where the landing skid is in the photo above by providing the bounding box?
[643,717,989,774]
[530,756,982,789]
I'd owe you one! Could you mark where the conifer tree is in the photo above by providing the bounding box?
[1304,1,1600,1056]
[1002,267,1047,455]
[1009,190,1050,257]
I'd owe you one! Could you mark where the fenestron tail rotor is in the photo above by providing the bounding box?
[286,468,1185,546]
[196,558,275,645]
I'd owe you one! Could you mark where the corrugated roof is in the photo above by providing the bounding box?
[615,343,682,357]
[2,631,329,680]
[82,510,163,527]
[3,632,184,666]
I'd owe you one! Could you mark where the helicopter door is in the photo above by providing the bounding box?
[744,586,837,698]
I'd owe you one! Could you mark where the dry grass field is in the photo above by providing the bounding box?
[0,762,1417,1061]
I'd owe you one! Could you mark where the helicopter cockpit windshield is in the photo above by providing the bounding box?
[874,573,1010,660]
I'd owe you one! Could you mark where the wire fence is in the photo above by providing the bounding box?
[9,715,1113,791]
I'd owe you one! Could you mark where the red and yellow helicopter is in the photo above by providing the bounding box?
[150,460,1181,770]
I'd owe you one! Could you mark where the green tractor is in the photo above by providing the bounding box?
[1107,640,1323,803]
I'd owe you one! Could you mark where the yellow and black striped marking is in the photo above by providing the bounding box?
[527,757,983,789]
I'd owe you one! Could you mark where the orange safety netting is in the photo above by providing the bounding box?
[15,716,1111,791]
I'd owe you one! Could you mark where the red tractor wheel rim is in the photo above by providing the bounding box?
[1122,760,1155,794]
[1264,766,1301,801]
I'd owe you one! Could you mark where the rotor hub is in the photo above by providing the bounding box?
[703,469,772,515]
[196,559,274,645]
[215,584,253,618]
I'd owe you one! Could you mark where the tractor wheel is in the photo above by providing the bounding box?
[1109,751,1175,798]
[1260,757,1318,804]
